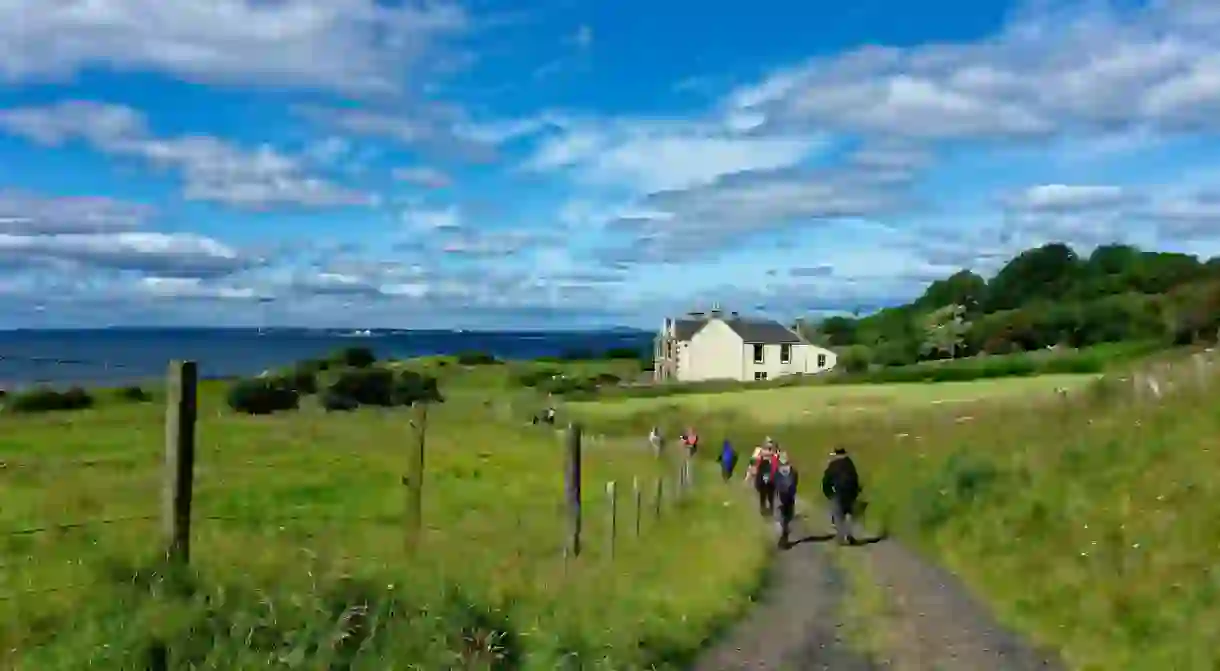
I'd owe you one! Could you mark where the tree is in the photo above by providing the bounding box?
[915,270,987,316]
[920,304,969,359]
[984,242,1081,311]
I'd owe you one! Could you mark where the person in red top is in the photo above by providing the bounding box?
[682,426,699,456]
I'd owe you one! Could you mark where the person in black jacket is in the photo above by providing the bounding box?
[774,452,799,548]
[821,447,861,545]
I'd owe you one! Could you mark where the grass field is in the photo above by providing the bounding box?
[0,375,769,670]
[579,364,1217,670]
[570,373,1096,426]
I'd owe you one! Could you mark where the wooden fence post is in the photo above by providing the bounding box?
[564,424,583,559]
[163,360,198,566]
[653,477,664,520]
[632,477,642,538]
[404,402,428,550]
[606,481,617,559]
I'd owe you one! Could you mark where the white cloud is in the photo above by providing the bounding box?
[0,231,253,277]
[138,276,265,300]
[1004,184,1135,212]
[393,166,453,188]
[521,118,828,193]
[0,101,371,209]
[0,191,152,234]
[402,205,462,232]
[0,0,468,94]
[725,1,1220,139]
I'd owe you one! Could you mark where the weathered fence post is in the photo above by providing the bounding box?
[163,360,197,566]
[564,423,583,559]
[653,476,664,520]
[606,481,617,559]
[404,401,428,550]
[632,477,642,538]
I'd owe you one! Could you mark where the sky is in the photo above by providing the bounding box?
[2,0,1220,330]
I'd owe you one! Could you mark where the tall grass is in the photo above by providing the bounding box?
[0,381,769,670]
[578,361,1219,670]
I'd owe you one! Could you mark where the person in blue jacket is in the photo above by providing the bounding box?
[719,439,739,481]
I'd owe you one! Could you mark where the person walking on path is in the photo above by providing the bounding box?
[681,426,699,457]
[821,447,861,545]
[719,439,739,481]
[774,451,800,548]
[753,439,780,516]
[648,426,663,457]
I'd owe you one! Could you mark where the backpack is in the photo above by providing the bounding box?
[757,452,775,483]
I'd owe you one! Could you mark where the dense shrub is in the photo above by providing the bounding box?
[116,385,151,402]
[455,351,499,366]
[226,378,300,415]
[320,389,359,412]
[329,367,395,406]
[6,386,95,413]
[511,367,559,388]
[603,346,645,360]
[332,346,376,369]
[280,368,318,395]
[394,370,443,405]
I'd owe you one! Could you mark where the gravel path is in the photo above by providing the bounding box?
[845,537,1064,670]
[690,512,878,671]
[691,499,1064,671]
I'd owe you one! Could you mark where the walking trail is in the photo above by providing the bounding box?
[691,498,1065,671]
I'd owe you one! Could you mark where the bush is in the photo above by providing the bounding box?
[116,385,151,402]
[332,346,376,369]
[226,378,300,415]
[6,386,95,413]
[320,390,359,412]
[393,370,443,405]
[511,367,559,388]
[603,347,645,360]
[328,368,396,406]
[455,351,499,366]
[281,368,319,395]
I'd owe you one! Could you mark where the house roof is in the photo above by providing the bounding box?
[673,316,805,344]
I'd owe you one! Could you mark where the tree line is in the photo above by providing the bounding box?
[802,243,1220,372]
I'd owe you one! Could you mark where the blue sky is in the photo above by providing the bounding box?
[2,0,1220,329]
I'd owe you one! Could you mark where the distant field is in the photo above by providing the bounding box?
[572,374,1097,424]
[0,377,767,669]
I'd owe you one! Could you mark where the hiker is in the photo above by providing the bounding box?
[682,426,699,457]
[775,451,800,548]
[752,439,780,516]
[648,426,663,457]
[821,447,861,545]
[743,437,773,485]
[719,439,738,481]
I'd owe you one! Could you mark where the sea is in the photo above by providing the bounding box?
[0,328,654,389]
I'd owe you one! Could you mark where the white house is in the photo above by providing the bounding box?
[653,307,837,383]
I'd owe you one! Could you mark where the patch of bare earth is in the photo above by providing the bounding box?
[842,538,1064,670]
[693,501,1064,671]
[691,513,878,671]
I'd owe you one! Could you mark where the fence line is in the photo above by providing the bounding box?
[2,359,699,633]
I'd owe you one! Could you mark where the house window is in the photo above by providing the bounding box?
[817,353,827,368]
[780,344,791,363]
[754,372,768,381]
[752,344,764,364]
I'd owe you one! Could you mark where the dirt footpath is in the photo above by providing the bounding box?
[843,536,1064,671]
[690,512,878,671]
[692,501,1064,671]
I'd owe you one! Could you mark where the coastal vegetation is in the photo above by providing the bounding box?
[0,349,768,670]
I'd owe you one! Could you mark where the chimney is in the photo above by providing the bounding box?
[730,311,739,318]
[709,302,723,318]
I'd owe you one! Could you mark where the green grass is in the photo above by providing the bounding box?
[578,365,1219,670]
[570,374,1095,426]
[0,376,769,670]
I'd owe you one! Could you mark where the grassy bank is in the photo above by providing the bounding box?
[0,370,769,669]
[574,363,1217,669]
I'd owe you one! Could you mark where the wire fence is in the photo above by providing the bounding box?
[0,358,701,612]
